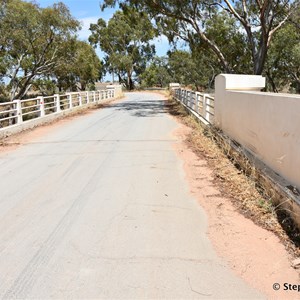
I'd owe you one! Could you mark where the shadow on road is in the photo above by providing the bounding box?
[106,100,167,117]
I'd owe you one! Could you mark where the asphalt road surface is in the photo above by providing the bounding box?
[0,93,262,299]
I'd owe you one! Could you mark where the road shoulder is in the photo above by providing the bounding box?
[168,102,300,299]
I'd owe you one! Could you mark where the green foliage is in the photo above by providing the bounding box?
[54,40,103,92]
[0,0,88,101]
[89,8,157,90]
[0,0,105,101]
[167,50,219,92]
[266,22,300,93]
[138,50,219,92]
[101,0,298,76]
[139,56,172,88]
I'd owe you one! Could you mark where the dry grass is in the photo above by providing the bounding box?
[166,97,300,257]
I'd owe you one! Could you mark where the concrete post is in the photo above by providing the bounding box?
[184,90,187,105]
[195,92,200,114]
[215,74,266,128]
[202,94,207,120]
[38,96,45,117]
[78,93,82,106]
[86,91,90,104]
[54,94,61,113]
[66,93,72,109]
[192,92,196,111]
[13,100,23,124]
[93,91,96,102]
[204,94,210,122]
[107,85,115,99]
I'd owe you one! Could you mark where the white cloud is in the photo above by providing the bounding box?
[77,7,117,41]
[77,17,99,41]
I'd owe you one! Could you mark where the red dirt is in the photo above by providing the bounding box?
[172,122,300,299]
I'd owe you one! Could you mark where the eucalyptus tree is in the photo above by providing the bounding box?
[0,0,79,101]
[139,56,172,88]
[266,22,300,93]
[101,0,298,75]
[53,40,103,92]
[167,50,220,91]
[89,8,157,90]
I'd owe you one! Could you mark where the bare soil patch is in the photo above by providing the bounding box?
[166,97,300,298]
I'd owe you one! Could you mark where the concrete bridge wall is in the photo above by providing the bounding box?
[215,74,300,191]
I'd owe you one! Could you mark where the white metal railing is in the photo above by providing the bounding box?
[173,88,215,124]
[0,89,115,129]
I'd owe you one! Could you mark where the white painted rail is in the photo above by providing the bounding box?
[172,88,215,125]
[0,89,116,129]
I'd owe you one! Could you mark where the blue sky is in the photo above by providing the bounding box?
[36,0,171,59]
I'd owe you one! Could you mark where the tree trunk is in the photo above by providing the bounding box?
[295,80,300,94]
[266,71,278,92]
[253,41,268,75]
[127,70,134,90]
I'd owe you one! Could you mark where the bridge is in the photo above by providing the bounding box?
[0,79,299,298]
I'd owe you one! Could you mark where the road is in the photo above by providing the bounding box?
[0,92,262,299]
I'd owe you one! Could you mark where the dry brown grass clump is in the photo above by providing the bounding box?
[166,97,300,257]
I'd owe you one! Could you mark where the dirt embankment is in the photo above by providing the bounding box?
[166,98,300,299]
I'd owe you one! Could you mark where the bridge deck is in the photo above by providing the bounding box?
[0,92,261,298]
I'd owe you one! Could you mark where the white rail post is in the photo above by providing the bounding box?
[38,96,45,117]
[67,93,73,109]
[195,92,200,114]
[78,93,82,106]
[86,91,89,104]
[93,91,96,102]
[13,100,23,124]
[202,94,207,120]
[187,91,190,107]
[54,94,61,113]
[203,94,210,122]
[192,92,196,110]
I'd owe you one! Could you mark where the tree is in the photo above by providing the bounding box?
[266,22,300,93]
[89,8,157,90]
[0,0,79,101]
[101,0,298,75]
[139,56,172,88]
[167,50,220,91]
[53,40,104,92]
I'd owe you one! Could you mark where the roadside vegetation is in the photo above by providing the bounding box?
[99,0,300,93]
[166,96,300,257]
[0,0,103,102]
[1,0,300,100]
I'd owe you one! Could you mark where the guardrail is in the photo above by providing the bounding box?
[0,89,115,129]
[172,88,215,125]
